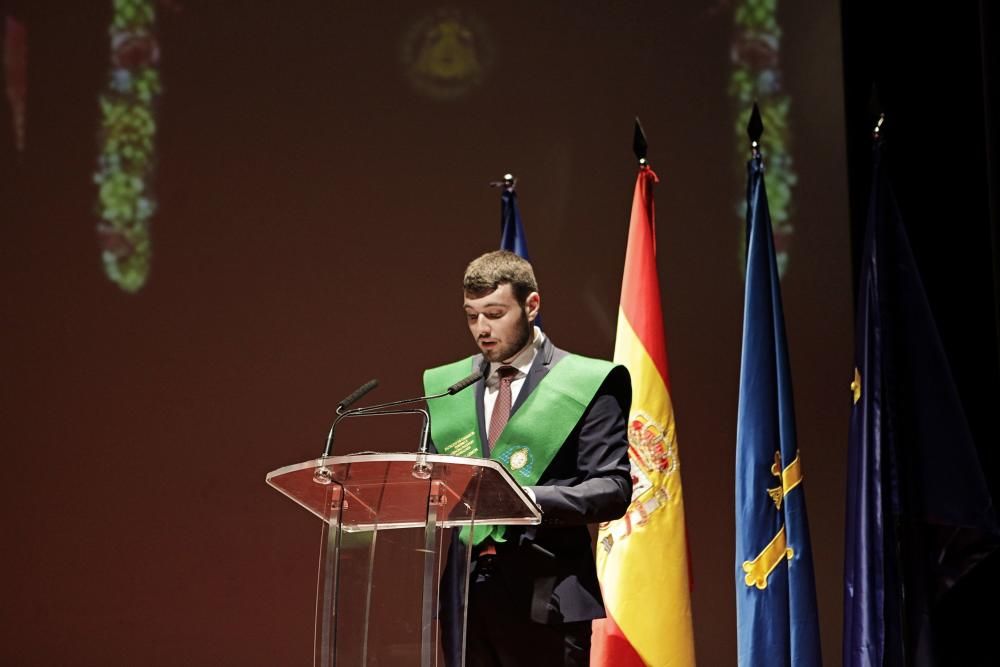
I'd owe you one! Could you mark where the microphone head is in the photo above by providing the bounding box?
[446,367,487,395]
[337,378,379,412]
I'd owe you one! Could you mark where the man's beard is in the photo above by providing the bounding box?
[484,309,532,363]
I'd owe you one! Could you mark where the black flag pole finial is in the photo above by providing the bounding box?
[633,117,648,166]
[747,102,764,157]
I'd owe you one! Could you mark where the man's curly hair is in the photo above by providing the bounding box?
[463,250,538,302]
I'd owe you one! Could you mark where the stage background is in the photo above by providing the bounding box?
[5,0,991,665]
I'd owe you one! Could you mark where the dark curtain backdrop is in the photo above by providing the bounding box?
[1,2,852,665]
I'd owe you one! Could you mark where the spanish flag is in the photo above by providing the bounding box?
[593,164,696,666]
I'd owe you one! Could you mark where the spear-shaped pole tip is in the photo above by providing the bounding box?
[869,85,885,140]
[747,102,764,156]
[633,117,648,166]
[872,113,886,140]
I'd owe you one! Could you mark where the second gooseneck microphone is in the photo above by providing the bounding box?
[322,366,486,457]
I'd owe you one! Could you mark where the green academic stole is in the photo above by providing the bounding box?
[423,353,617,543]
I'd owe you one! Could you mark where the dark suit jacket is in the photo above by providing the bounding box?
[440,336,633,626]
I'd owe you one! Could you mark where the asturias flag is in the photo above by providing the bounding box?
[593,164,696,667]
[735,150,822,666]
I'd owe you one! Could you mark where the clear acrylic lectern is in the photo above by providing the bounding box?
[267,453,541,667]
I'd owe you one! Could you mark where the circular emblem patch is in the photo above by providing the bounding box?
[509,447,529,471]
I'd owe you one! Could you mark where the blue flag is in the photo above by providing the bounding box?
[735,152,822,666]
[499,185,531,259]
[499,183,541,328]
[843,138,999,667]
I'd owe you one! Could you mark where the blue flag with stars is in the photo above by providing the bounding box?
[735,152,822,666]
[842,137,999,667]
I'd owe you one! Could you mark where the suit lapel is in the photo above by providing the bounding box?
[473,354,489,457]
[511,336,555,415]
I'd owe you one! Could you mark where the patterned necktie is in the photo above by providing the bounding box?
[487,366,518,451]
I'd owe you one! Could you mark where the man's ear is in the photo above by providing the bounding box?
[525,292,541,322]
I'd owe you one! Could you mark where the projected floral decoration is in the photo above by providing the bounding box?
[94,0,161,293]
[4,16,27,152]
[729,0,795,277]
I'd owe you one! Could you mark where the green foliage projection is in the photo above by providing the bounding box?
[94,0,161,293]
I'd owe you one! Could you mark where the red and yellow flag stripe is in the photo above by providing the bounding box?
[593,166,696,667]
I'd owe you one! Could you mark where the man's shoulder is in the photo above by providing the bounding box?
[543,344,630,399]
[546,341,624,378]
[542,338,608,370]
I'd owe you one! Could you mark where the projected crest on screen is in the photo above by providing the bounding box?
[401,9,494,100]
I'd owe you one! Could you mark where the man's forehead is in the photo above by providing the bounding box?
[463,284,516,308]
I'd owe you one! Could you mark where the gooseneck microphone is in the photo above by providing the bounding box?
[443,369,485,396]
[336,379,379,413]
[322,365,487,458]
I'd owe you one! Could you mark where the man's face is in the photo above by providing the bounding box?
[463,284,540,363]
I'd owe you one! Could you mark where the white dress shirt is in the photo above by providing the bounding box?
[483,326,544,429]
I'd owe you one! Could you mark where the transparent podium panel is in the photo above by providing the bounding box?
[267,454,541,667]
[267,454,541,529]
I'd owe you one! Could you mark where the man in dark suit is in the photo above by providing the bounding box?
[424,250,632,666]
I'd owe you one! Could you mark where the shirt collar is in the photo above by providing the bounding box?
[488,326,544,382]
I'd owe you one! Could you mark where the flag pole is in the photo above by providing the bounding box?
[748,101,764,158]
[633,116,649,167]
